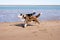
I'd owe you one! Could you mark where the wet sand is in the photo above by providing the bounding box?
[0,20,60,40]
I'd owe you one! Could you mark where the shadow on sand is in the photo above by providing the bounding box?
[14,23,33,28]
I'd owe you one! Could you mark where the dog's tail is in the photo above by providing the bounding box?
[36,13,41,18]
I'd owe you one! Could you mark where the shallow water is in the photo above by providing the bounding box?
[0,5,60,22]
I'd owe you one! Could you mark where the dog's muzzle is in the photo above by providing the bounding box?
[18,15,22,18]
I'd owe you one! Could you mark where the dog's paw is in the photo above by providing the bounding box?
[24,24,27,28]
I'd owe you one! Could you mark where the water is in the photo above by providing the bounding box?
[0,5,60,22]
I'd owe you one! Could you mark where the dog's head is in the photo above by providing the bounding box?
[18,14,23,18]
[18,13,26,21]
[18,13,26,19]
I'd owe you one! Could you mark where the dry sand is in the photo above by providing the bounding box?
[0,21,60,40]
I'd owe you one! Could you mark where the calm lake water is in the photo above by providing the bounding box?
[0,5,60,22]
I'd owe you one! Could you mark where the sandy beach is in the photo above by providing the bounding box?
[0,20,60,40]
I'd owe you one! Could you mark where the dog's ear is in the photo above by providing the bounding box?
[23,15,26,17]
[23,15,24,17]
[23,15,26,19]
[23,15,25,18]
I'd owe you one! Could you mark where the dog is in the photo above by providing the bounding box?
[18,12,41,27]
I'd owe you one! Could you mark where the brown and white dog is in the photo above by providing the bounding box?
[18,12,41,27]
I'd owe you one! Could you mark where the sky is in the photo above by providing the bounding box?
[0,0,60,5]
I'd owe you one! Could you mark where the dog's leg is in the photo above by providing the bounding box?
[24,23,27,27]
[24,20,28,28]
